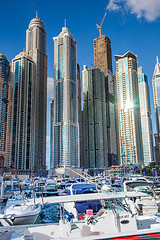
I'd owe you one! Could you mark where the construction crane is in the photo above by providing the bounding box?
[96,12,107,37]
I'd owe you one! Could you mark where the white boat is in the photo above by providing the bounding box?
[3,191,160,239]
[43,183,59,196]
[63,183,101,221]
[123,179,160,214]
[0,201,41,226]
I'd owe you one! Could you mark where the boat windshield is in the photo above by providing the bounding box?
[105,199,131,213]
[136,188,154,197]
[72,184,97,190]
[71,184,97,195]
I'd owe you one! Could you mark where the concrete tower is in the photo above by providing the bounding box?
[26,15,47,174]
[53,27,79,168]
[94,35,117,166]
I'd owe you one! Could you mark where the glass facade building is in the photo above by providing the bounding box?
[26,16,47,174]
[115,51,143,165]
[0,54,13,168]
[138,67,154,165]
[82,66,108,168]
[11,52,36,171]
[50,97,54,169]
[153,57,160,135]
[152,57,160,161]
[53,27,79,168]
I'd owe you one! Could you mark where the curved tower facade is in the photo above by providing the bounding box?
[26,16,47,174]
[11,52,36,171]
[53,27,79,168]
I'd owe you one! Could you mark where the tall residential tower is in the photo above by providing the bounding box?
[11,52,36,172]
[152,57,160,161]
[115,51,143,165]
[138,67,154,165]
[82,66,108,169]
[53,27,79,168]
[0,54,13,168]
[26,16,47,174]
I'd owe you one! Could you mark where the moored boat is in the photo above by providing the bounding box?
[3,191,160,239]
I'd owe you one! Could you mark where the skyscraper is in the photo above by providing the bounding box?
[138,67,154,165]
[94,35,117,166]
[11,52,36,172]
[53,27,79,168]
[26,16,47,174]
[82,65,108,169]
[115,51,143,165]
[0,54,13,168]
[50,97,54,169]
[152,56,160,161]
[77,63,83,167]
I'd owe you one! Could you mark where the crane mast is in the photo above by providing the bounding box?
[96,12,107,37]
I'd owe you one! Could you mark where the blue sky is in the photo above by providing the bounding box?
[1,0,160,166]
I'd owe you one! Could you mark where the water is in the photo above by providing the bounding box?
[37,203,59,224]
[0,201,60,225]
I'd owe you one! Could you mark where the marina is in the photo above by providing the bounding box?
[0,1,160,239]
[0,172,160,239]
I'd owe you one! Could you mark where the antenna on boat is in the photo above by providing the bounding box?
[30,154,36,208]
[11,161,25,204]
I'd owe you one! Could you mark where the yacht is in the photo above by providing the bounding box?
[43,183,59,196]
[123,179,160,214]
[3,192,160,239]
[0,201,41,226]
[64,183,101,221]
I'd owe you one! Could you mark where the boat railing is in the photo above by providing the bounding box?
[70,168,106,189]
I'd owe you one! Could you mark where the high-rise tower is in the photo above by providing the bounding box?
[115,51,143,165]
[82,65,108,169]
[11,52,36,172]
[0,54,13,168]
[53,27,79,168]
[94,35,117,166]
[138,67,154,165]
[50,97,54,169]
[26,16,47,174]
[152,57,160,160]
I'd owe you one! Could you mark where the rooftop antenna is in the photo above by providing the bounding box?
[36,10,38,18]
[64,18,66,27]
[96,12,107,37]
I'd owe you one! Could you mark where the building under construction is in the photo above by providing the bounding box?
[93,14,118,167]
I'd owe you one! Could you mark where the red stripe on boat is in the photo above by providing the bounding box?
[99,232,160,240]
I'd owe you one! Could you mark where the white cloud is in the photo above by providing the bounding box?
[46,135,50,168]
[47,77,54,99]
[107,0,160,21]
[107,0,121,11]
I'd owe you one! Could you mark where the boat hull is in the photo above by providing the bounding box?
[11,212,39,225]
[80,231,160,240]
[0,204,41,226]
